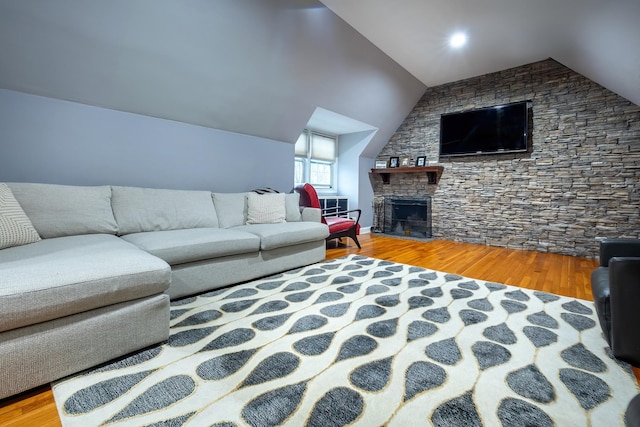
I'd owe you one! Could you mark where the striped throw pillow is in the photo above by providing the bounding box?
[0,183,41,249]
[246,192,286,224]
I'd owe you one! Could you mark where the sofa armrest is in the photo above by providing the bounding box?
[301,207,322,223]
[609,256,640,366]
[599,239,640,267]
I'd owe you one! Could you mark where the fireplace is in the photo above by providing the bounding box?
[383,197,432,239]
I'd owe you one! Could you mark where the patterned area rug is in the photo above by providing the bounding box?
[52,255,639,426]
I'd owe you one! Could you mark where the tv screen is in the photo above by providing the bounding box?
[439,101,530,157]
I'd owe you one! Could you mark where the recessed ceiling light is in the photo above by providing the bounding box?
[450,32,467,48]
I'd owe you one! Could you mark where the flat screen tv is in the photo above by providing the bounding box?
[439,101,530,157]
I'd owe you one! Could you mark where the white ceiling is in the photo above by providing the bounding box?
[319,0,640,106]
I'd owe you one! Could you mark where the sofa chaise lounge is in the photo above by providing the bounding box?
[0,182,329,400]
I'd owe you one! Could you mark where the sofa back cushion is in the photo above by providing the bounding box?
[285,193,302,222]
[211,192,248,228]
[7,182,118,238]
[112,186,218,234]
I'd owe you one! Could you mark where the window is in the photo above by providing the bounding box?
[295,130,336,190]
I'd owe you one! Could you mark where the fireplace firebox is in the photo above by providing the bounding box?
[383,198,432,239]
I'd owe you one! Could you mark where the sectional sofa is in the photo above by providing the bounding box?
[0,182,329,400]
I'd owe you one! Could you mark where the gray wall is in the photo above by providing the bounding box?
[374,59,640,257]
[0,89,293,192]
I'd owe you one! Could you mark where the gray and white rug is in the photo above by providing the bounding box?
[52,255,639,426]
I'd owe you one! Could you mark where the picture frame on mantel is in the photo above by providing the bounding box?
[400,156,411,167]
[389,157,399,168]
[375,160,387,169]
[416,156,426,167]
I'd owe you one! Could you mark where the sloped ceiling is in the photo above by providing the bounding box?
[0,0,425,156]
[319,0,640,107]
[1,0,638,163]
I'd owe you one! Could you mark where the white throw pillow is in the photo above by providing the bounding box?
[0,183,42,249]
[246,192,286,224]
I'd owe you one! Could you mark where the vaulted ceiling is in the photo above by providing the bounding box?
[320,0,640,107]
[1,0,638,160]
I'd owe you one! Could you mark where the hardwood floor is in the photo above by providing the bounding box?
[0,234,610,426]
[0,387,60,427]
[327,234,597,300]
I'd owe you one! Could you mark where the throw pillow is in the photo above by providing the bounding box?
[246,192,286,224]
[0,183,42,249]
[252,187,280,194]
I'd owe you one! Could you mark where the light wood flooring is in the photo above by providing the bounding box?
[327,234,597,300]
[0,234,612,426]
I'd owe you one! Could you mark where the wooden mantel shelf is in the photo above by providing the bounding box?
[371,166,444,184]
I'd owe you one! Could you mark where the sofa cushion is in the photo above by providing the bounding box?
[121,228,261,265]
[0,234,170,333]
[7,182,118,238]
[112,186,218,235]
[285,193,301,222]
[234,222,329,251]
[0,183,41,249]
[246,192,286,224]
[212,192,248,228]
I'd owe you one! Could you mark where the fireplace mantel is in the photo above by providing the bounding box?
[371,165,444,184]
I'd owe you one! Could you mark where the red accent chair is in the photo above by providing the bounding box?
[294,183,361,249]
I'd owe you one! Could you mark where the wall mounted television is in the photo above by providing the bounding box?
[439,101,531,157]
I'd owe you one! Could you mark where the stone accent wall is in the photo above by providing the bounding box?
[373,59,640,257]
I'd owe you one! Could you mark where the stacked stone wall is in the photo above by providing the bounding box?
[374,59,640,257]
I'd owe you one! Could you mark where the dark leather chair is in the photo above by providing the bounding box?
[591,238,640,366]
[294,183,361,249]
[627,394,640,427]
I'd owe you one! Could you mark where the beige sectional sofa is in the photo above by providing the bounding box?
[0,182,328,400]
